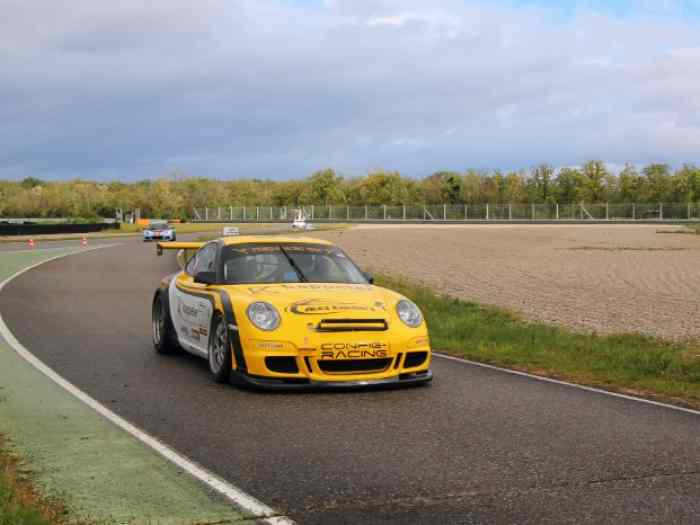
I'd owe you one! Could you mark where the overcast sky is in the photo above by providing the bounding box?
[1,0,699,181]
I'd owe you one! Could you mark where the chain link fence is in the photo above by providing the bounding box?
[192,203,700,223]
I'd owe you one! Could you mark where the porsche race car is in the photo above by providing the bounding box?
[143,220,176,242]
[153,236,432,389]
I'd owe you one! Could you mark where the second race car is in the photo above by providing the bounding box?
[143,219,176,242]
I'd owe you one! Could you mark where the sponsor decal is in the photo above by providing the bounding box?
[287,298,386,315]
[181,303,199,318]
[319,342,389,360]
[254,341,285,350]
[248,283,374,295]
[190,327,208,341]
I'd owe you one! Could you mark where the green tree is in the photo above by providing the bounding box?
[554,168,582,203]
[616,165,641,203]
[303,169,345,204]
[578,161,609,202]
[641,164,672,203]
[528,165,555,203]
[357,170,409,204]
[461,170,482,204]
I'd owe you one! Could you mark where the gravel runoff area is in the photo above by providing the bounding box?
[317,224,700,342]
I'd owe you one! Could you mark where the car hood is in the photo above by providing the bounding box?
[229,282,402,317]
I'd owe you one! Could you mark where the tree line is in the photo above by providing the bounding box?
[1,161,699,220]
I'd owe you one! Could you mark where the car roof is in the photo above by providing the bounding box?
[220,235,333,246]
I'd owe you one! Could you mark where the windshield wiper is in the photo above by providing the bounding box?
[279,245,308,282]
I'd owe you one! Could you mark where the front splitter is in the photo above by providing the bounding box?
[234,370,433,391]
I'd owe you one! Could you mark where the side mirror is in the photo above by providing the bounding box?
[364,272,374,285]
[194,271,217,285]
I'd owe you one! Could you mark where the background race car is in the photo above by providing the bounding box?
[143,220,176,242]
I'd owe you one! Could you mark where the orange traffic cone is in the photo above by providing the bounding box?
[28,238,35,248]
[81,236,88,247]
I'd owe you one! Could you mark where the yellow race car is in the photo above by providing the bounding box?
[153,236,432,389]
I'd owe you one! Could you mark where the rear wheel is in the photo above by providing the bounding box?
[208,314,232,383]
[152,294,179,354]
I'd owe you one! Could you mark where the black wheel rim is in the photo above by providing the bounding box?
[210,321,227,372]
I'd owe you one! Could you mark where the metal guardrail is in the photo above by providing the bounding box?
[192,203,700,223]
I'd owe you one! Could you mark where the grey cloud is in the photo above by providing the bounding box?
[0,0,699,180]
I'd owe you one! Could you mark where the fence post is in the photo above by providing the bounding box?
[442,204,446,221]
[403,204,406,220]
[605,203,609,221]
[365,205,368,220]
[486,203,489,221]
[205,207,209,221]
[347,206,350,220]
[256,207,259,221]
[531,203,535,220]
[464,204,468,220]
[632,203,636,221]
[689,203,692,220]
[384,205,387,220]
[555,203,559,220]
[311,205,314,220]
[659,203,663,221]
[508,204,512,220]
[243,207,246,220]
[329,205,333,220]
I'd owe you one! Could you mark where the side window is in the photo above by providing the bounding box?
[185,252,198,276]
[194,245,217,275]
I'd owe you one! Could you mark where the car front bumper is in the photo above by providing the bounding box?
[144,234,175,241]
[233,369,433,390]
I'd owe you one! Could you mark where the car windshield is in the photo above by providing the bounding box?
[149,221,168,229]
[221,243,368,285]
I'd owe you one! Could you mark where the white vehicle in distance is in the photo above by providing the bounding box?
[222,226,240,236]
[291,209,314,230]
[143,220,176,242]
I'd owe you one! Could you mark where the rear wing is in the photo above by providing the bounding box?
[156,242,205,256]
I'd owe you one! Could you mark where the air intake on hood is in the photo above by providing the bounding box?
[316,319,388,332]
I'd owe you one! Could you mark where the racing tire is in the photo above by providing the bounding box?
[152,293,179,354]
[208,314,232,383]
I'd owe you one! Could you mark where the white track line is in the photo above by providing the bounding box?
[0,246,294,525]
[434,352,700,417]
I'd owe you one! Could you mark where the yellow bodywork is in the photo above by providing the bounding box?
[158,237,432,385]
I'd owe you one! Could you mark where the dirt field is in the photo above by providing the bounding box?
[317,225,700,341]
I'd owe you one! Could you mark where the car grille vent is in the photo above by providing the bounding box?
[265,356,299,374]
[318,358,392,374]
[316,319,388,332]
[403,351,428,368]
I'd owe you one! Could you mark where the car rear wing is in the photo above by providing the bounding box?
[156,242,205,256]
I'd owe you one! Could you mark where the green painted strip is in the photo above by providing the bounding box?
[0,248,246,524]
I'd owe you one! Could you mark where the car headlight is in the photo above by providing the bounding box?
[247,302,281,331]
[396,299,423,328]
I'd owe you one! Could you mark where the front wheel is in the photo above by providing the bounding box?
[208,315,232,383]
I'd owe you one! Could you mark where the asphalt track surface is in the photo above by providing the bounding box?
[2,239,700,524]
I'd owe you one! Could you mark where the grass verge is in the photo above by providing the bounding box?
[0,437,65,525]
[376,274,700,409]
